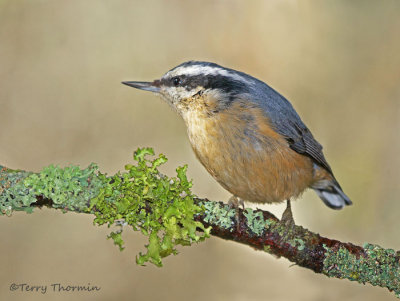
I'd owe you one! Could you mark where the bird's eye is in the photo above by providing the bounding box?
[172,77,182,86]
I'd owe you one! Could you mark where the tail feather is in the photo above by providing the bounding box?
[314,184,352,210]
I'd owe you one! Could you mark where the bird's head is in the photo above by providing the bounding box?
[123,61,256,120]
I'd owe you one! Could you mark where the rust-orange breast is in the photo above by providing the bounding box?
[184,101,315,204]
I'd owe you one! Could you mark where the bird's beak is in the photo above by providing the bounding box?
[122,80,161,93]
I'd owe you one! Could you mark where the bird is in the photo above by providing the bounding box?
[122,61,352,223]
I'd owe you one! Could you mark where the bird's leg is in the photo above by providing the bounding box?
[228,196,244,232]
[280,199,295,227]
[228,195,245,210]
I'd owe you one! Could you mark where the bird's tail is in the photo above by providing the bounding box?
[313,181,352,210]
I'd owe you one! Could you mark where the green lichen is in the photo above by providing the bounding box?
[0,168,34,215]
[89,147,211,267]
[268,219,295,237]
[323,243,400,297]
[264,218,275,229]
[243,208,265,236]
[291,238,305,251]
[1,149,211,267]
[25,163,102,211]
[202,201,236,230]
[0,164,102,215]
[264,245,271,252]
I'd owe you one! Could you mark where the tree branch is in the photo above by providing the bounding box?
[1,156,399,298]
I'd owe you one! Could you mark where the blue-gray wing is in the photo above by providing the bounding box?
[281,117,333,174]
[249,81,333,174]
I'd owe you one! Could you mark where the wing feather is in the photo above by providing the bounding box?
[285,120,333,174]
[247,81,333,174]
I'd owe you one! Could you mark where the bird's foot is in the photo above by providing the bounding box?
[280,200,295,227]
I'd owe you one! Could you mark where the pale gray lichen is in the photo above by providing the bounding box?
[243,208,265,236]
[323,243,400,297]
[0,163,105,214]
[202,201,236,230]
[0,168,34,215]
[25,163,103,211]
[289,238,306,251]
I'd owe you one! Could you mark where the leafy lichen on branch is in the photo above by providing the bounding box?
[0,149,211,267]
[88,148,211,267]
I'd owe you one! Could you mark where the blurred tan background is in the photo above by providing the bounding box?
[1,0,399,300]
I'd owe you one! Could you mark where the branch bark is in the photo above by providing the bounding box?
[1,164,399,298]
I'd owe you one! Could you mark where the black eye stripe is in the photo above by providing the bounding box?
[162,74,249,94]
[161,75,187,87]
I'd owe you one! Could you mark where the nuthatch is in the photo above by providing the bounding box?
[122,61,352,219]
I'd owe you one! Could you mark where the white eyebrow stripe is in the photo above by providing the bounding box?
[164,65,248,83]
